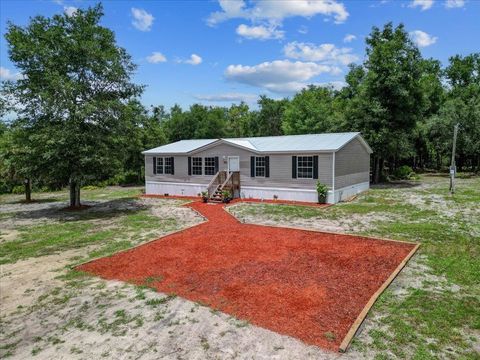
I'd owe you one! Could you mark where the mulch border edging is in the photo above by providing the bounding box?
[339,243,420,352]
[224,203,420,352]
[76,195,420,353]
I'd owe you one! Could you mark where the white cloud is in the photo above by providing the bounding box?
[409,0,434,10]
[283,42,358,65]
[445,0,465,8]
[298,25,308,34]
[64,6,77,17]
[236,24,284,40]
[343,34,356,43]
[410,30,438,47]
[0,67,22,81]
[131,8,154,31]
[224,60,341,93]
[207,0,349,26]
[179,54,202,65]
[194,93,258,102]
[146,52,167,63]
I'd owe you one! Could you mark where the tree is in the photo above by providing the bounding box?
[120,100,167,183]
[226,102,251,137]
[3,4,142,207]
[345,23,426,182]
[282,85,344,135]
[443,53,480,171]
[253,96,287,136]
[0,122,39,201]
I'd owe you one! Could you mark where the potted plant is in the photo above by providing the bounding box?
[316,181,328,204]
[201,191,209,203]
[222,189,232,203]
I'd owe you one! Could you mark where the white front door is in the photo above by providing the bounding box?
[228,156,240,172]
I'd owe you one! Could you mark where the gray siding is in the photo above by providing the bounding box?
[145,142,333,189]
[334,138,370,189]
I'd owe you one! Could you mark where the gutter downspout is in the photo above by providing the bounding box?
[332,151,335,203]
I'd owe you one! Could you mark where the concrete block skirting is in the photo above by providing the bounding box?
[145,181,370,204]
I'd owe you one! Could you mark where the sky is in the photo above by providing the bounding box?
[1,0,479,110]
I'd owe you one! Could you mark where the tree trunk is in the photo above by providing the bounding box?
[75,183,81,207]
[373,157,384,184]
[24,178,31,202]
[69,180,82,208]
[69,180,76,207]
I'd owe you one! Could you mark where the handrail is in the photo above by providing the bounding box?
[206,171,225,198]
[221,171,234,188]
[207,171,220,189]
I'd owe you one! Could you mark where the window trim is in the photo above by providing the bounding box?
[156,157,164,175]
[254,156,266,178]
[204,157,216,176]
[296,155,314,179]
[191,157,203,176]
[164,157,173,175]
[155,157,173,175]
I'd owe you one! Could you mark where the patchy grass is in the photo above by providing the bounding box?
[0,208,178,265]
[232,174,480,358]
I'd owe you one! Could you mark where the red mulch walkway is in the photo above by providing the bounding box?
[78,200,416,352]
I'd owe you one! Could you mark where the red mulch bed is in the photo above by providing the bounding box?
[78,201,416,352]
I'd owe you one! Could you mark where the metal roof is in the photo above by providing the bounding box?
[142,132,372,154]
[142,139,217,154]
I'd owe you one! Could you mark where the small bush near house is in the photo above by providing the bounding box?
[316,181,328,203]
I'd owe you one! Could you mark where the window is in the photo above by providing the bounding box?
[156,157,164,175]
[155,157,174,175]
[164,157,173,175]
[255,157,266,177]
[204,157,216,176]
[297,156,313,179]
[192,157,202,175]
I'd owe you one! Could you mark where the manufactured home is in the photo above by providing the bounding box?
[142,132,372,203]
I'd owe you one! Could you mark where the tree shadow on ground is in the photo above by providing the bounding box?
[372,181,423,189]
[0,198,148,226]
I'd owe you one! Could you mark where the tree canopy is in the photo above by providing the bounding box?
[1,16,479,197]
[2,4,142,205]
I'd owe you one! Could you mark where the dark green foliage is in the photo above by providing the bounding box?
[2,4,142,204]
[1,18,479,195]
[392,165,415,180]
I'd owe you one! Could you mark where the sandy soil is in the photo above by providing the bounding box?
[2,180,473,359]
[0,196,373,359]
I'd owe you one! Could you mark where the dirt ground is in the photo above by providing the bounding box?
[2,179,476,359]
[0,193,382,359]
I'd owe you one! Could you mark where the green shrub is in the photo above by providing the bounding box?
[11,185,24,194]
[316,181,328,199]
[393,165,417,180]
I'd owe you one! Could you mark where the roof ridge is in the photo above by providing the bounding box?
[222,132,360,141]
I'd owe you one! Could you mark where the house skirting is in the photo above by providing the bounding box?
[331,181,370,203]
[145,181,370,204]
[145,181,205,197]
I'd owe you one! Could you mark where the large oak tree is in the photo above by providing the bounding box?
[3,4,142,207]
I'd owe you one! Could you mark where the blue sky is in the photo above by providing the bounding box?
[1,0,479,110]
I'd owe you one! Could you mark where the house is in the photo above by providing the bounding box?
[142,132,372,203]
